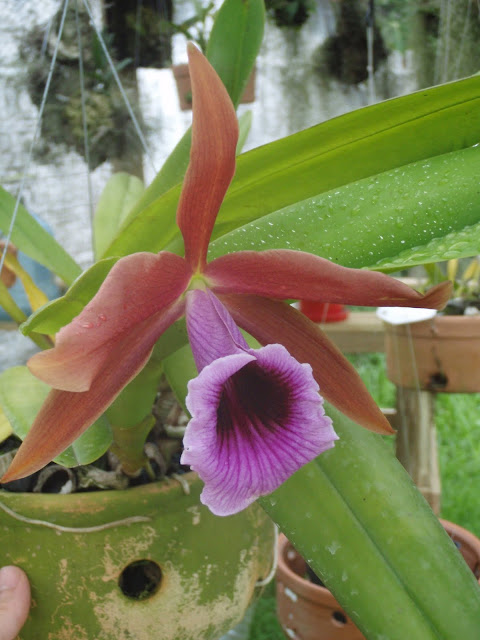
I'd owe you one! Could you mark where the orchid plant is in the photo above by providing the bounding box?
[1,0,480,636]
[1,44,451,513]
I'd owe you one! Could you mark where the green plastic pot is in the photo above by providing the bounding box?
[0,472,275,640]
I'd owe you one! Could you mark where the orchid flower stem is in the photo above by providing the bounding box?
[259,405,480,639]
[109,415,155,477]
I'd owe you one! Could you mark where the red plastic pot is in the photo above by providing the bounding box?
[299,301,349,323]
[276,520,480,640]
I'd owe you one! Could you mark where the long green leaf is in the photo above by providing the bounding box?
[164,343,480,638]
[104,74,480,259]
[0,187,81,285]
[0,367,112,467]
[21,145,480,340]
[261,406,480,639]
[205,0,264,104]
[115,0,265,232]
[0,281,51,349]
[93,172,144,259]
[208,146,480,269]
[106,350,164,429]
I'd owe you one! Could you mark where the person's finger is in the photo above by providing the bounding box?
[0,566,31,640]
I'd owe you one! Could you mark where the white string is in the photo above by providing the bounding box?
[74,0,95,236]
[0,499,150,533]
[40,15,54,58]
[366,24,376,104]
[0,0,71,280]
[255,523,278,587]
[442,0,453,82]
[134,0,144,69]
[80,0,157,174]
[453,0,473,79]
[434,0,445,85]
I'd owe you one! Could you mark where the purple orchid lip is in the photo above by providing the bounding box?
[182,289,337,516]
[185,288,249,371]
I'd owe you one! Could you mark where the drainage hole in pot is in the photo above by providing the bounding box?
[428,372,448,390]
[331,611,348,626]
[118,560,162,600]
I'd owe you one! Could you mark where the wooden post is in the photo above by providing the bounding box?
[394,386,441,514]
[321,309,442,514]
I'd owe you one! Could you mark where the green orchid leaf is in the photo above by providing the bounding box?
[261,405,480,639]
[205,0,264,105]
[21,257,119,336]
[162,342,194,414]
[0,279,27,326]
[0,281,51,350]
[0,187,81,285]
[103,74,480,259]
[114,0,264,234]
[208,145,480,269]
[236,110,253,154]
[93,172,144,260]
[154,317,189,363]
[0,367,112,467]
[0,406,13,444]
[106,350,164,429]
[373,219,480,271]
[164,344,480,638]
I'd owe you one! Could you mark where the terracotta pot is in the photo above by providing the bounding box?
[299,301,349,323]
[171,63,256,110]
[276,520,480,640]
[384,314,480,392]
[0,472,275,640]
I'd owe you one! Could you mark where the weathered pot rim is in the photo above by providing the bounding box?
[0,471,202,522]
[384,313,480,339]
[277,534,339,606]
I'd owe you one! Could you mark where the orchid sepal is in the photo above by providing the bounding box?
[1,298,186,483]
[206,249,452,309]
[27,252,191,392]
[176,44,238,272]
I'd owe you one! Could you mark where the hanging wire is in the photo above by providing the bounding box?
[75,0,95,238]
[134,0,144,69]
[433,0,445,85]
[0,0,71,280]
[365,0,376,105]
[453,0,473,79]
[81,0,157,174]
[40,15,54,59]
[442,0,453,82]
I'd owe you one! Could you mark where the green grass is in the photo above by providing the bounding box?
[249,582,283,640]
[436,393,480,536]
[248,352,480,638]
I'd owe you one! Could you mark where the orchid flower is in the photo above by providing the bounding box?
[2,45,451,515]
